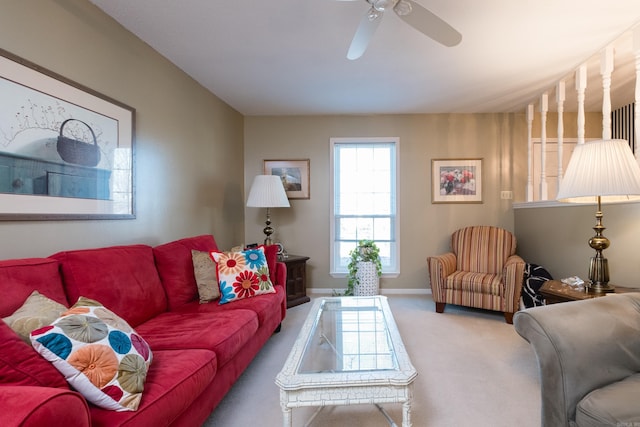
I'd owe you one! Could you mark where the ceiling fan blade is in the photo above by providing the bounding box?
[347,8,383,60]
[395,0,461,47]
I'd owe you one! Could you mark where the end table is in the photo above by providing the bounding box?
[539,279,640,304]
[279,255,310,308]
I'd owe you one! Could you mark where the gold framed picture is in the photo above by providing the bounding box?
[264,159,310,200]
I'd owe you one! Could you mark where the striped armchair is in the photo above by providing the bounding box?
[427,225,526,324]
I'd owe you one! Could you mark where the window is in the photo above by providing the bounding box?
[330,137,399,276]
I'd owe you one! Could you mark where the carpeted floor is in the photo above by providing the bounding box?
[203,294,541,427]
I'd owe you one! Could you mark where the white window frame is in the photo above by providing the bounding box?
[329,137,400,277]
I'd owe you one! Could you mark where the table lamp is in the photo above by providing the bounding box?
[246,175,290,245]
[556,139,640,293]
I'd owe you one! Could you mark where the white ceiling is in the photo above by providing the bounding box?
[89,0,640,116]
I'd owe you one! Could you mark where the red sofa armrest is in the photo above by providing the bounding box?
[0,386,90,427]
[275,261,287,318]
[275,261,287,288]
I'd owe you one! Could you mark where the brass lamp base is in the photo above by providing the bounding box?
[263,207,274,246]
[587,256,614,293]
[586,196,614,294]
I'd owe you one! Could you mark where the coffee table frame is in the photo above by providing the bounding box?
[275,296,417,427]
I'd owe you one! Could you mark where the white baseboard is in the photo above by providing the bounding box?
[309,288,432,295]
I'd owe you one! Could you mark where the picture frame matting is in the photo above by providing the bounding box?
[0,48,135,220]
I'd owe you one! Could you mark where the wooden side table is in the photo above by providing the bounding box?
[539,280,640,304]
[280,255,310,308]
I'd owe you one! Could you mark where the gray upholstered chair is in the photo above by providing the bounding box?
[514,293,640,427]
[427,225,526,323]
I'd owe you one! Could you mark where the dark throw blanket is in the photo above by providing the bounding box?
[522,263,553,308]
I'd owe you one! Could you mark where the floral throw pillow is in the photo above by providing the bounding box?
[210,247,275,304]
[30,297,152,411]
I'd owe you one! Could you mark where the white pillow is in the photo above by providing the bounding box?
[30,297,152,411]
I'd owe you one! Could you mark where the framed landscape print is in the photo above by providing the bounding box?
[0,48,135,220]
[264,159,310,199]
[431,158,483,204]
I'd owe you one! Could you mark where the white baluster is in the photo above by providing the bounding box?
[576,65,588,145]
[539,93,549,201]
[526,104,534,201]
[634,27,640,161]
[601,46,614,140]
[556,81,565,193]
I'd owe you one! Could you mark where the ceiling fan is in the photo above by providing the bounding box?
[343,0,462,60]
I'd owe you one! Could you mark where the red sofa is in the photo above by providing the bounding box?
[0,235,287,427]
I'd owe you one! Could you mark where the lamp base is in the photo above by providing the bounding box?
[586,201,614,294]
[263,207,274,246]
[587,256,614,294]
[587,282,615,294]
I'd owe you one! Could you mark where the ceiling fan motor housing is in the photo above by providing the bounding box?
[369,0,396,12]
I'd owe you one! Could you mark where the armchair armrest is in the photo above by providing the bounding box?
[503,254,526,313]
[0,386,90,427]
[427,252,456,301]
[514,293,640,427]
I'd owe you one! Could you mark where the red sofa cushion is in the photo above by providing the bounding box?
[0,257,69,317]
[51,245,168,328]
[175,284,285,329]
[134,309,259,367]
[89,349,217,427]
[0,321,68,389]
[153,235,219,310]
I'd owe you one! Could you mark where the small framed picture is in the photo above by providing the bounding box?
[264,159,310,200]
[431,158,483,204]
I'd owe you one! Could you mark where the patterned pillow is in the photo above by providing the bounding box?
[30,297,152,411]
[192,249,221,303]
[3,291,67,343]
[211,247,276,304]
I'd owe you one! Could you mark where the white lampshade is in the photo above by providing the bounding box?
[246,175,290,208]
[556,139,640,204]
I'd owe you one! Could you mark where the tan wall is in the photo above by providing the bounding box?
[514,111,640,287]
[244,114,528,292]
[515,203,640,287]
[0,0,245,258]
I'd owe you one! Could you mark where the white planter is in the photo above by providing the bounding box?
[354,261,379,296]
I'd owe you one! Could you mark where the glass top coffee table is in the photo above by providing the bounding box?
[275,296,417,427]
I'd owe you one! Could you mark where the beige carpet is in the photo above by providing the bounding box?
[203,295,541,427]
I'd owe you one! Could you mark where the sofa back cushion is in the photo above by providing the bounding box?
[51,245,168,327]
[153,235,219,310]
[0,257,69,318]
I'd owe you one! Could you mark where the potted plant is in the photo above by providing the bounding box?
[344,239,383,296]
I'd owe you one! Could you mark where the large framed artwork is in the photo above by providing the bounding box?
[264,159,310,199]
[0,48,135,220]
[431,158,483,204]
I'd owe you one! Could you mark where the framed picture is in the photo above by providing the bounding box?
[264,159,310,200]
[431,158,483,204]
[0,48,135,220]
